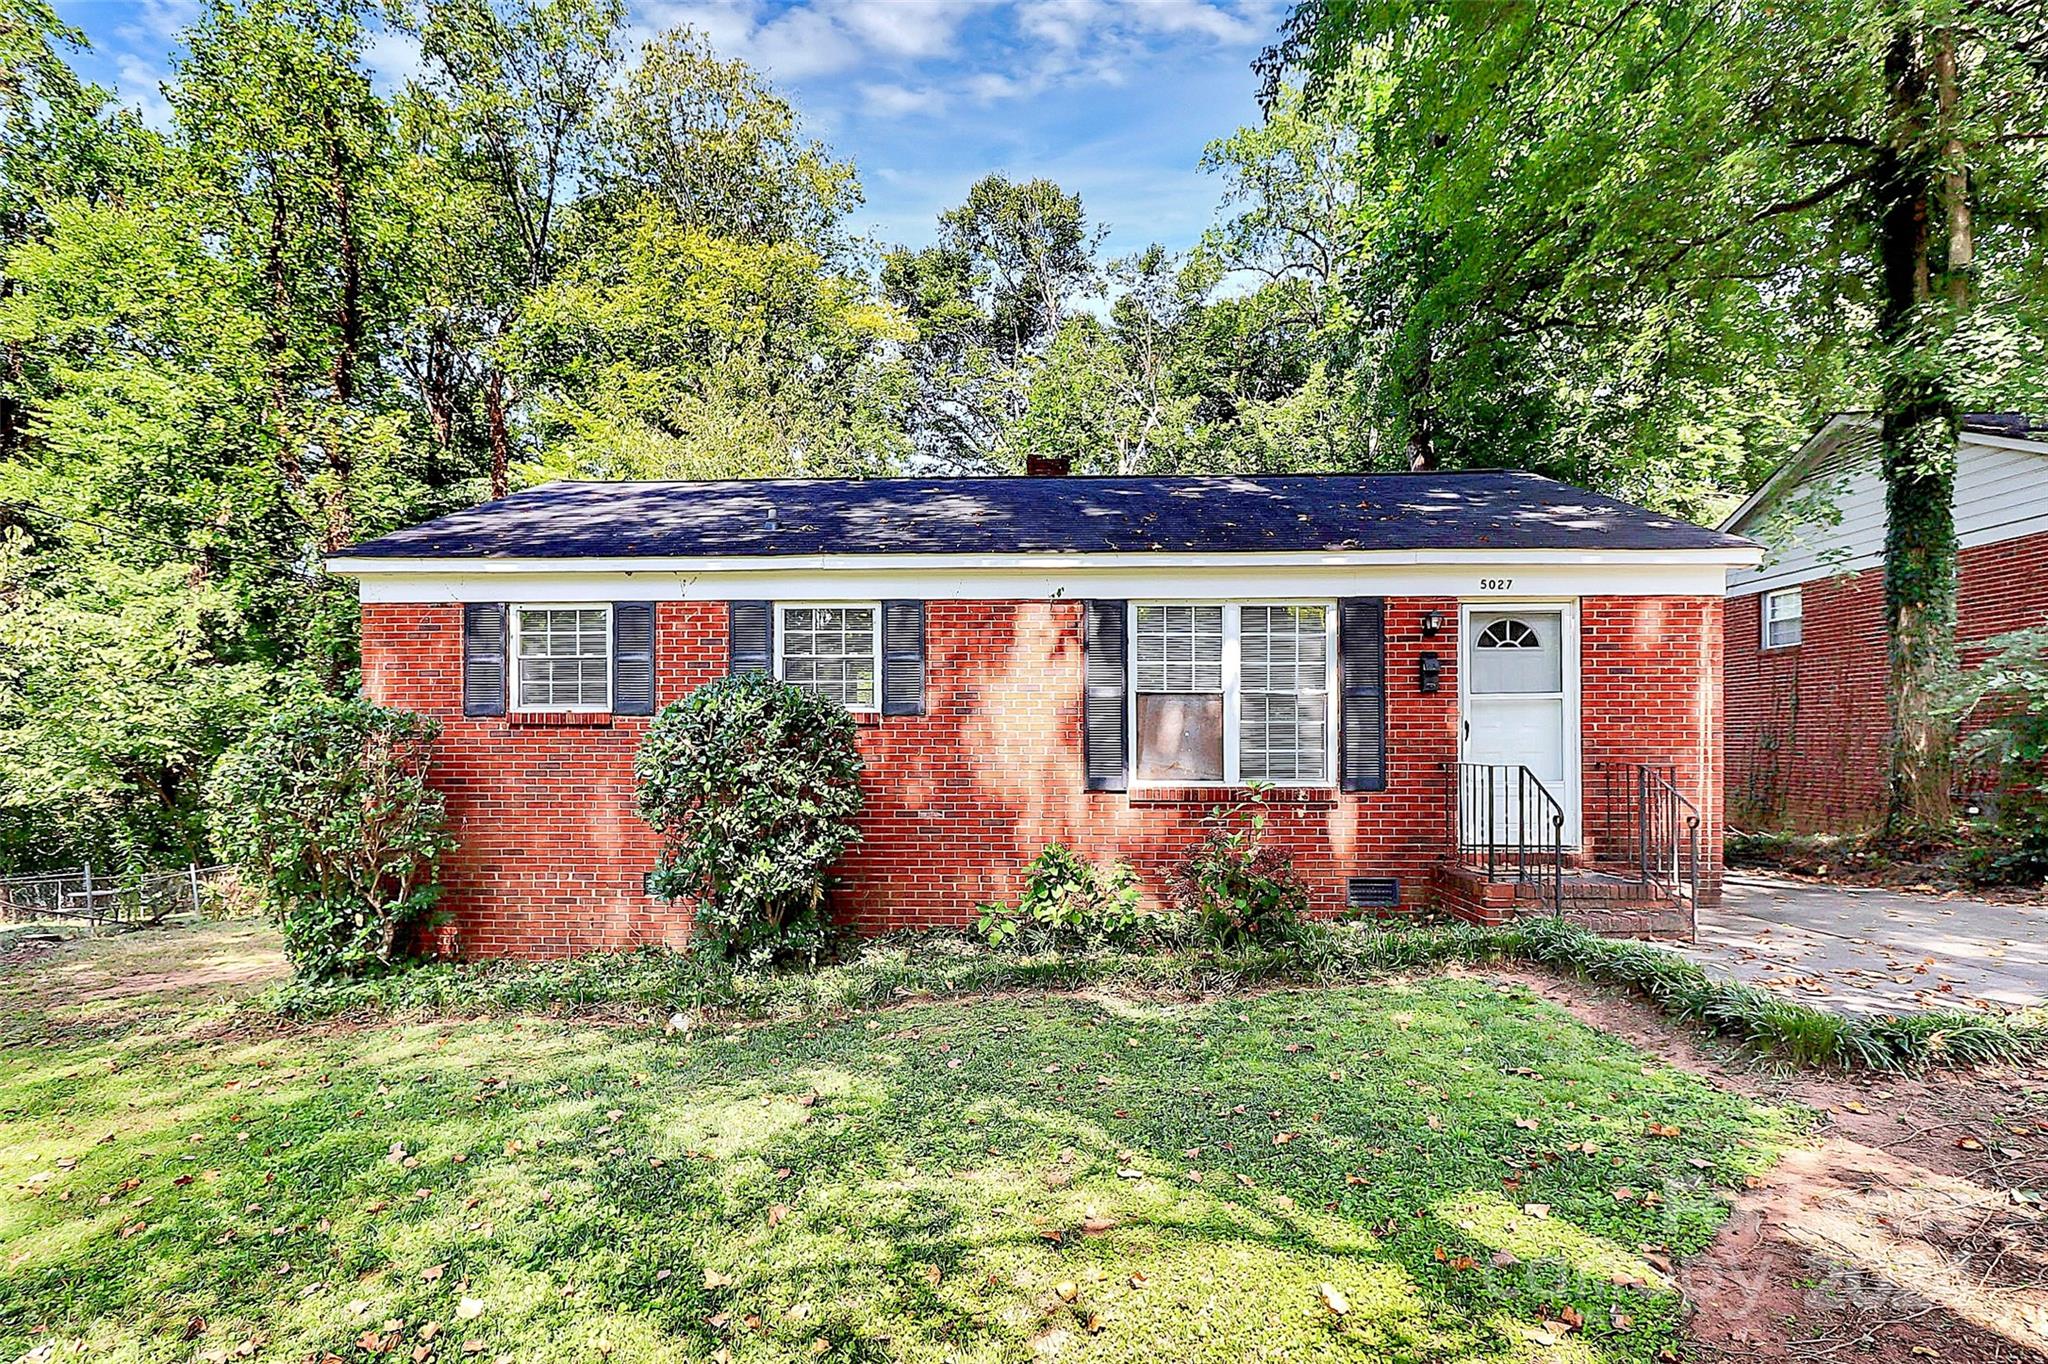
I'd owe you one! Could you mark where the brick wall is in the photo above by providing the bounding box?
[1581,596,1727,902]
[363,594,1724,957]
[1724,525,2048,832]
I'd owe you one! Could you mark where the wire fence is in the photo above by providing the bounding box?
[0,864,236,932]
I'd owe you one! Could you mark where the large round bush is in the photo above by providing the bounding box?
[208,693,450,980]
[636,672,865,963]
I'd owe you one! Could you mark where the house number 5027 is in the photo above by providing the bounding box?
[1479,577,1513,591]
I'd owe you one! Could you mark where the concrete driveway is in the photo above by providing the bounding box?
[1679,872,2048,1016]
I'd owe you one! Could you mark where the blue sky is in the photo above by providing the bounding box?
[52,0,1285,259]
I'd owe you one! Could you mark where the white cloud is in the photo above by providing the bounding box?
[828,0,978,58]
[1126,0,1262,44]
[111,0,199,48]
[857,81,948,117]
[363,26,426,91]
[749,5,866,78]
[962,69,1037,102]
[636,0,761,55]
[112,52,173,126]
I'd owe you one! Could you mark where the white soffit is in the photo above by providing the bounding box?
[333,551,1751,604]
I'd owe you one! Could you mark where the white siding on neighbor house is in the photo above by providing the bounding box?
[1728,431,2048,598]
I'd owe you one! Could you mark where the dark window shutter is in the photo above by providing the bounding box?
[612,602,655,715]
[462,602,508,717]
[729,600,773,675]
[1082,600,1128,792]
[1339,597,1387,792]
[880,600,926,716]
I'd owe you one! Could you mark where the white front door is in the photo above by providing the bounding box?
[1461,605,1578,844]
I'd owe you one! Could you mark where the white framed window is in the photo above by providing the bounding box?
[1762,587,1803,649]
[513,604,611,712]
[776,603,880,711]
[1130,602,1335,787]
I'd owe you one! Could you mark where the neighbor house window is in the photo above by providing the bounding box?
[1132,602,1333,786]
[513,605,611,711]
[1762,587,1803,649]
[777,604,879,710]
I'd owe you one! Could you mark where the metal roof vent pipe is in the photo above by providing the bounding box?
[1026,453,1072,477]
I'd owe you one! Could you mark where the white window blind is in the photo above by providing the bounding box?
[1131,603,1333,786]
[514,606,610,711]
[778,605,879,709]
[1762,587,1803,649]
[1239,605,1330,781]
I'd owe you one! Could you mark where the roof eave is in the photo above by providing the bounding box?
[326,544,1765,577]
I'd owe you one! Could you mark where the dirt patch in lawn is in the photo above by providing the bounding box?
[1479,964,2048,1363]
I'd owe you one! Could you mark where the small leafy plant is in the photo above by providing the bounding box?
[1937,627,2048,885]
[975,842,1146,951]
[636,672,865,965]
[1166,788,1309,948]
[207,692,451,980]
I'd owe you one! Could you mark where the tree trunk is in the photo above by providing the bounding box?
[264,167,300,487]
[1406,329,1437,472]
[1874,25,1960,837]
[321,115,363,554]
[1935,29,1974,311]
[485,367,511,500]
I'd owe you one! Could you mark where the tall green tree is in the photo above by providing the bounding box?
[1268,0,2048,831]
[599,26,860,250]
[414,0,625,497]
[885,174,1103,472]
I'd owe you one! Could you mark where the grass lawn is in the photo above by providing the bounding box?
[0,924,1800,1363]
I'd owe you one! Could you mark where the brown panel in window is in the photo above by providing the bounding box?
[1136,693,1224,783]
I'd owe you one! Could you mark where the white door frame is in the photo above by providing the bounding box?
[1457,600,1582,847]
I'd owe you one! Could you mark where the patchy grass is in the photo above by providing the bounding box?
[262,916,2048,1074]
[1,923,1799,1363]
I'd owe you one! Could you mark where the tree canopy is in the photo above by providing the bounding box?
[2,0,2041,869]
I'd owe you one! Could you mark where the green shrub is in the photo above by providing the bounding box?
[1938,627,2048,884]
[1164,790,1309,947]
[635,672,865,966]
[207,693,450,980]
[975,842,1146,950]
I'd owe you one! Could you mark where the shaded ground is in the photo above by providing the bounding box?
[1494,965,2048,1363]
[3,921,2045,1363]
[1679,873,2048,1016]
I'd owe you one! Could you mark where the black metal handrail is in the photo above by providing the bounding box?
[1444,762,1566,916]
[1591,760,1702,916]
[1635,765,1702,912]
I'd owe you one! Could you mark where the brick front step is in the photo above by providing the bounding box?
[1431,862,1691,940]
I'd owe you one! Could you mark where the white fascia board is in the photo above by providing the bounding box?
[1967,431,2048,458]
[329,546,1758,576]
[1726,556,1882,598]
[342,556,1749,605]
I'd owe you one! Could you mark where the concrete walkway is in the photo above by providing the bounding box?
[1678,873,2048,1017]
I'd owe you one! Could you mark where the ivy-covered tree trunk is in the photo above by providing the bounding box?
[1874,25,1960,837]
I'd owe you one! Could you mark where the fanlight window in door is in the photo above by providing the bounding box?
[1469,612,1562,694]
[1475,619,1539,650]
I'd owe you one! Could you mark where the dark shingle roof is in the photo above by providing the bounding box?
[335,472,1753,560]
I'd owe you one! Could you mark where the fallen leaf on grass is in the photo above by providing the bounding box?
[1318,1282,1349,1316]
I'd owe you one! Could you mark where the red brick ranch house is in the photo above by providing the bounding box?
[327,472,1762,958]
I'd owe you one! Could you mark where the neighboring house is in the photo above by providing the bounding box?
[1722,413,2048,832]
[327,470,1760,958]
